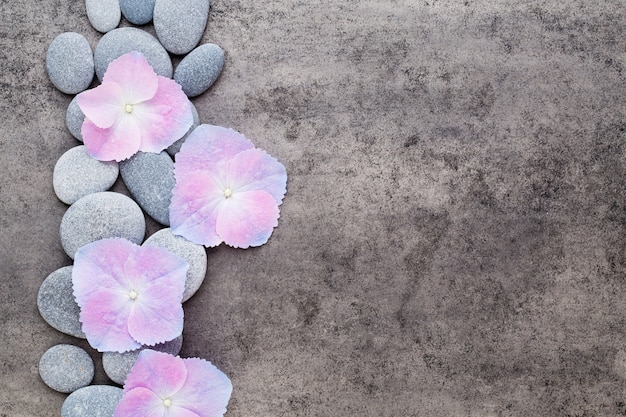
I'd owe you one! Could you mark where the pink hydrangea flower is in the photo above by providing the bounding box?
[72,238,188,353]
[170,124,287,248]
[114,349,233,417]
[77,51,193,162]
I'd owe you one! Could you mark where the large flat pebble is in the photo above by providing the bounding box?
[86,0,121,33]
[174,43,224,97]
[153,0,210,55]
[37,266,85,339]
[167,101,200,156]
[61,385,123,417]
[39,344,94,393]
[119,151,175,225]
[94,27,172,80]
[66,96,85,142]
[54,146,119,205]
[144,228,207,301]
[120,0,155,25]
[60,192,145,259]
[46,32,94,94]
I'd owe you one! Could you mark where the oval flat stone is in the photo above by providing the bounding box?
[66,96,85,142]
[37,266,85,339]
[54,146,119,205]
[153,0,210,55]
[46,32,94,94]
[61,385,123,417]
[86,0,121,33]
[120,0,156,25]
[167,101,200,156]
[60,192,145,259]
[174,43,224,97]
[94,27,172,81]
[119,151,174,225]
[39,344,94,393]
[144,228,207,301]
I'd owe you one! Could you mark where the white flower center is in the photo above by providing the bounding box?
[124,104,134,113]
[163,398,172,407]
[129,290,138,300]
[224,188,233,198]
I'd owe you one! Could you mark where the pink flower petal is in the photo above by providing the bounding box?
[124,350,187,396]
[168,406,201,417]
[123,245,188,295]
[173,358,233,417]
[77,82,125,129]
[103,51,158,104]
[82,115,142,162]
[216,190,280,248]
[114,387,166,417]
[227,148,287,204]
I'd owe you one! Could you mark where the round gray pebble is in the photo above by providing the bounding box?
[119,151,175,225]
[61,385,123,417]
[86,0,121,33]
[94,27,172,81]
[167,101,200,156]
[174,43,224,97]
[39,344,94,393]
[37,266,86,339]
[120,0,156,25]
[66,96,85,142]
[46,32,94,94]
[144,228,207,301]
[60,192,145,259]
[153,0,210,55]
[54,146,119,205]
[103,335,183,385]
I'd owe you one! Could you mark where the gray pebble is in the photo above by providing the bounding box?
[94,27,172,81]
[102,335,183,384]
[39,344,94,393]
[60,192,145,259]
[144,228,207,301]
[54,146,119,205]
[86,0,121,33]
[153,0,210,55]
[61,385,123,417]
[37,266,86,339]
[46,32,94,94]
[174,43,224,97]
[167,101,200,156]
[120,0,156,25]
[119,151,174,225]
[66,96,85,142]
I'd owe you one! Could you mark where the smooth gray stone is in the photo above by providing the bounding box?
[102,335,183,385]
[86,0,121,33]
[153,0,210,55]
[37,266,85,339]
[144,228,207,301]
[94,27,172,81]
[53,146,119,205]
[174,43,224,97]
[46,32,94,94]
[119,151,174,225]
[61,385,123,417]
[167,102,200,156]
[39,344,94,393]
[66,96,85,142]
[120,0,155,25]
[60,192,145,259]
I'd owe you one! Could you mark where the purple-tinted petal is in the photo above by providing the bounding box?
[227,148,287,204]
[103,51,158,104]
[124,350,187,397]
[216,190,280,248]
[77,82,125,129]
[172,358,233,417]
[168,406,201,417]
[114,387,165,417]
[82,115,142,162]
[123,245,188,294]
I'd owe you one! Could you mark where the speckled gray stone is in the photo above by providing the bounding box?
[61,385,123,417]
[60,192,145,259]
[120,0,156,25]
[86,0,121,33]
[119,151,174,225]
[39,344,94,393]
[46,32,94,94]
[66,96,85,142]
[37,266,85,339]
[102,335,183,385]
[53,146,119,205]
[94,27,172,81]
[153,0,210,55]
[167,102,200,156]
[144,228,207,301]
[174,44,224,97]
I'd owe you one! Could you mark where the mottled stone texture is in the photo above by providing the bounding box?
[2,1,626,416]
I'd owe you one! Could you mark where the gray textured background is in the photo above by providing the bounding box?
[2,1,626,416]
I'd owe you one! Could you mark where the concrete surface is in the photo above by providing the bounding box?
[2,1,626,416]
